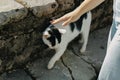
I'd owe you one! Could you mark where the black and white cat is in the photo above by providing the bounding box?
[42,11,91,69]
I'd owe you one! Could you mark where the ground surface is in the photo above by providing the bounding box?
[0,26,110,80]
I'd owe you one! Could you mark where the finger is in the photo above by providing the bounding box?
[62,18,71,26]
[51,16,67,24]
[50,20,54,23]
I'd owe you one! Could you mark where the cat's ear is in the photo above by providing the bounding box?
[43,31,51,38]
[58,29,66,34]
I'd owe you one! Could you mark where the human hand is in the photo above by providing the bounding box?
[51,10,81,26]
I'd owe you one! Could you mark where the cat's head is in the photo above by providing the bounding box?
[42,25,66,49]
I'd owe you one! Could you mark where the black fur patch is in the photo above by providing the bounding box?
[70,23,75,32]
[70,13,87,32]
[75,13,87,31]
[47,26,62,47]
[52,28,61,43]
[70,0,88,32]
[47,30,56,46]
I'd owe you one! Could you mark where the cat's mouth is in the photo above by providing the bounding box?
[48,44,59,49]
[49,45,56,49]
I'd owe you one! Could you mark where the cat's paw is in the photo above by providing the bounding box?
[80,48,85,53]
[47,63,54,69]
[47,58,58,69]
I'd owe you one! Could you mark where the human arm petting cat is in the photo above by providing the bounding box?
[51,0,105,26]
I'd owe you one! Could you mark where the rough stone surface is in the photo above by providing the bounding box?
[0,0,112,78]
[0,50,97,80]
[0,0,56,12]
[68,26,110,74]
[0,0,75,26]
[1,69,32,80]
[62,50,96,80]
[0,0,113,29]
[28,58,72,80]
[19,0,56,8]
[0,25,109,80]
[86,26,110,73]
[0,0,75,73]
[0,0,23,12]
[32,1,58,17]
[0,9,28,26]
[0,76,3,80]
[87,26,110,62]
[91,0,113,30]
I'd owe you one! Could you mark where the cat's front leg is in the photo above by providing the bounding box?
[80,35,88,53]
[48,44,67,69]
[79,34,84,43]
[47,58,56,69]
[80,30,90,53]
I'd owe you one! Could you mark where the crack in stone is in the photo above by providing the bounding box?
[78,58,98,80]
[24,68,36,80]
[61,57,75,80]
[70,49,98,79]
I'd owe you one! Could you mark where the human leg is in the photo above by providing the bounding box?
[107,20,117,47]
[98,23,120,80]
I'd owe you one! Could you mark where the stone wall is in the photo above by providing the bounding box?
[91,0,113,30]
[0,0,113,74]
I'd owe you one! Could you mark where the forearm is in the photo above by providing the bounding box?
[51,0,105,25]
[74,0,105,17]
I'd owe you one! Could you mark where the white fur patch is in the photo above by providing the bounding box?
[43,31,51,38]
[58,29,66,34]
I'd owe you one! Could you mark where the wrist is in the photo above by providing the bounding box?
[73,9,81,18]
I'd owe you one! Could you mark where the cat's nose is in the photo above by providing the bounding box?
[49,45,56,49]
[43,35,49,38]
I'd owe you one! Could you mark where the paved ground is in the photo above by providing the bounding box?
[0,26,110,80]
[87,27,110,62]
